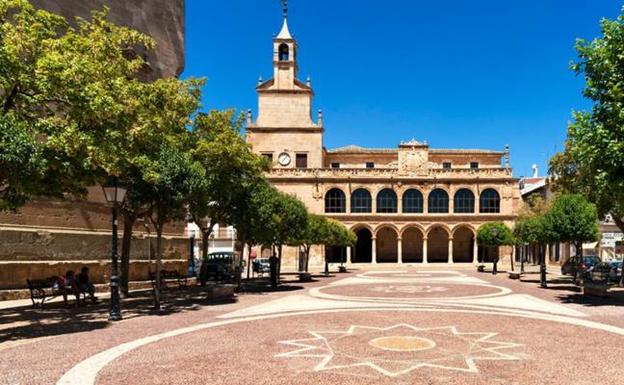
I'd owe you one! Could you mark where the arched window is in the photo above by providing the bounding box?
[454,189,475,213]
[428,189,449,213]
[480,189,501,213]
[351,189,372,213]
[376,189,397,213]
[402,189,423,213]
[278,43,289,61]
[325,188,346,213]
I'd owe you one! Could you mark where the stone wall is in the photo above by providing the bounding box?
[31,0,185,79]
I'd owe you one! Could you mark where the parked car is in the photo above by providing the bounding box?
[252,258,271,275]
[199,251,243,287]
[561,255,601,278]
[587,262,612,282]
[606,260,622,282]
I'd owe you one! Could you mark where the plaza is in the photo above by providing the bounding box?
[1,1,624,384]
[2,266,624,384]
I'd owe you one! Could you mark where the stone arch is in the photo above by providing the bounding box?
[427,225,449,263]
[376,225,398,263]
[352,227,373,263]
[452,225,475,263]
[402,226,424,263]
[374,223,400,237]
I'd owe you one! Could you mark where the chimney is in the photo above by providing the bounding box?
[532,164,538,178]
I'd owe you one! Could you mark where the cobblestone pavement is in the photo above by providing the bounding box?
[1,266,624,385]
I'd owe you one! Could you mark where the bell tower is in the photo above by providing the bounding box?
[247,1,324,169]
[273,3,297,89]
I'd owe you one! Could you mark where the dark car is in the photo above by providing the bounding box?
[561,255,601,278]
[199,252,243,287]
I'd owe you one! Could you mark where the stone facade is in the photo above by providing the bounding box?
[31,0,185,80]
[0,1,188,290]
[246,14,521,268]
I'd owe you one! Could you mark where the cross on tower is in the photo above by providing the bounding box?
[281,0,288,19]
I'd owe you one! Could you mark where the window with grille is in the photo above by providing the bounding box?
[402,189,423,213]
[376,189,397,213]
[351,189,372,213]
[480,189,500,213]
[443,162,452,170]
[470,162,479,170]
[365,162,375,169]
[454,189,475,213]
[330,162,340,169]
[325,188,346,213]
[428,189,449,213]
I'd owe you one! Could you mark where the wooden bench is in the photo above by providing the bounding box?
[508,271,521,279]
[26,277,85,308]
[338,266,348,273]
[297,272,312,282]
[149,270,187,291]
[477,265,485,273]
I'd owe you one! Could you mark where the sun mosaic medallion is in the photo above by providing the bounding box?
[369,285,449,294]
[276,324,527,377]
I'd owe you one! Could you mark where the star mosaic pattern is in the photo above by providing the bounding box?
[369,285,449,294]
[276,324,526,377]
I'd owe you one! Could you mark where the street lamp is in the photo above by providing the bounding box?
[102,180,127,321]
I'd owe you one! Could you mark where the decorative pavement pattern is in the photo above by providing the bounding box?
[277,323,526,377]
[1,267,624,384]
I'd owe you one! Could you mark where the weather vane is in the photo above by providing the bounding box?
[281,0,288,19]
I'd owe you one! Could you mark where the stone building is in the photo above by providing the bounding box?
[246,11,521,268]
[0,1,189,291]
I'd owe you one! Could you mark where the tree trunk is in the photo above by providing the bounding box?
[304,245,311,273]
[120,210,137,298]
[510,246,515,272]
[540,244,547,288]
[200,221,216,260]
[277,244,283,285]
[154,224,163,310]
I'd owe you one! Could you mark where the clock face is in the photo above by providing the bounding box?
[278,152,291,166]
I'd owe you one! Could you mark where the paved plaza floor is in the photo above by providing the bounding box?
[1,266,624,384]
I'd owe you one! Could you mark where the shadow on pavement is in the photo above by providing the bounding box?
[0,285,236,344]
[556,290,624,307]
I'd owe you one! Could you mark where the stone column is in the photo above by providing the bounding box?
[346,191,351,213]
[448,237,454,264]
[473,239,479,264]
[423,237,428,264]
[397,237,403,264]
[372,237,377,264]
[347,246,352,264]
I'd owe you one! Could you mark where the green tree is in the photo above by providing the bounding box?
[0,115,44,210]
[187,110,268,260]
[549,8,624,235]
[131,146,197,309]
[293,214,330,272]
[543,194,599,282]
[477,222,514,274]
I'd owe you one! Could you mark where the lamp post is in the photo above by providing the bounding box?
[102,180,127,321]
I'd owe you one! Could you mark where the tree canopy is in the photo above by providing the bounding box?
[542,194,599,252]
[477,222,514,247]
[549,8,624,231]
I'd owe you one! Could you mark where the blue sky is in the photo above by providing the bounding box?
[183,1,621,178]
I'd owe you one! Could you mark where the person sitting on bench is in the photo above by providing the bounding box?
[77,267,98,304]
[55,270,80,307]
